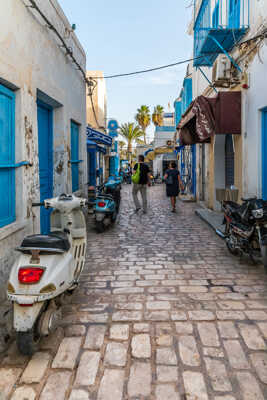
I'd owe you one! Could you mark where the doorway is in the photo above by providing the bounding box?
[225,135,235,188]
[71,121,80,192]
[37,100,53,234]
[262,108,267,200]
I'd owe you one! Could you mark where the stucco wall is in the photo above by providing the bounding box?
[0,0,87,295]
[86,71,107,131]
[241,46,267,198]
[190,0,267,209]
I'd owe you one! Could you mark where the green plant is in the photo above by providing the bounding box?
[152,105,164,126]
[135,105,151,144]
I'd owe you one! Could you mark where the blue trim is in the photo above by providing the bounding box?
[155,126,175,132]
[37,99,53,234]
[71,120,80,192]
[87,126,112,146]
[0,161,30,168]
[212,1,219,28]
[262,107,267,200]
[209,35,242,72]
[194,0,249,67]
[69,160,83,164]
[198,67,218,93]
[0,83,16,227]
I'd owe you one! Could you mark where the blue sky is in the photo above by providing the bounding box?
[58,0,193,140]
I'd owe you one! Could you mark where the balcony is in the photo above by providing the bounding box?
[194,0,249,67]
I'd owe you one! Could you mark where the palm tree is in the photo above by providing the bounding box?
[135,105,151,144]
[118,140,127,159]
[152,105,164,127]
[119,123,144,163]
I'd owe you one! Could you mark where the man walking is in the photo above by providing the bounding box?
[132,155,150,213]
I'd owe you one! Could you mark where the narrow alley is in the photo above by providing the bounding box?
[1,185,267,400]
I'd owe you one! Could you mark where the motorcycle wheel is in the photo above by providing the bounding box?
[226,237,240,256]
[16,328,40,356]
[261,245,267,274]
[95,220,105,233]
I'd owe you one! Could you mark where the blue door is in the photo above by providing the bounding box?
[262,108,267,200]
[71,121,79,192]
[87,148,97,187]
[0,84,15,227]
[37,101,53,234]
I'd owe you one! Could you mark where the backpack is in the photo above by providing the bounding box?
[132,163,141,184]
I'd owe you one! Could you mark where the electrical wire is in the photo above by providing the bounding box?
[91,57,204,79]
[26,0,101,128]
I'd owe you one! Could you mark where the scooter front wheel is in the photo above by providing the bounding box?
[16,329,41,356]
[95,220,105,233]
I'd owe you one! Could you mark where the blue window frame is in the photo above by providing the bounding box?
[0,84,15,228]
[229,0,240,28]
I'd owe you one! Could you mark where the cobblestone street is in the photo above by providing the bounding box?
[1,185,267,400]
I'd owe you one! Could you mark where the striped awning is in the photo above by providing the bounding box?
[86,126,112,146]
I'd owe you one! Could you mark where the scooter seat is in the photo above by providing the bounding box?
[20,231,70,252]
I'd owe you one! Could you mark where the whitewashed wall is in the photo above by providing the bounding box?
[0,0,87,294]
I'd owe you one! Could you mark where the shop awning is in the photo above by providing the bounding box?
[145,146,175,162]
[178,92,241,145]
[87,139,107,154]
[86,126,112,146]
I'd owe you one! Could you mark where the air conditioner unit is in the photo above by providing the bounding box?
[212,55,231,83]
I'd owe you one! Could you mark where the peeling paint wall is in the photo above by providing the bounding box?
[0,0,87,296]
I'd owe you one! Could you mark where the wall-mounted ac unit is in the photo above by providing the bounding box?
[212,55,231,84]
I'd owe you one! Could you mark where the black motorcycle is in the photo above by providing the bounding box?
[221,197,267,272]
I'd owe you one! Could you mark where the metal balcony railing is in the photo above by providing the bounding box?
[194,0,249,67]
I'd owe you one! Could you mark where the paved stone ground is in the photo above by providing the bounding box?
[1,185,267,400]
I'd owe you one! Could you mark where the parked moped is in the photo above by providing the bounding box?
[221,197,267,272]
[94,177,121,232]
[7,193,87,355]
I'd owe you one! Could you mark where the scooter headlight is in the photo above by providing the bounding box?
[18,267,45,284]
[252,209,264,219]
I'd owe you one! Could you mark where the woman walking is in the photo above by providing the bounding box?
[164,161,184,212]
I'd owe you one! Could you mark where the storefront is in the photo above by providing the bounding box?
[87,127,112,187]
[178,92,241,209]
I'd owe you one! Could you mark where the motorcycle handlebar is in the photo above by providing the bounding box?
[32,202,45,207]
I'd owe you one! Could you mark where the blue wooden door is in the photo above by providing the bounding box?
[37,101,53,234]
[262,108,267,200]
[87,148,97,187]
[0,84,15,227]
[71,121,79,192]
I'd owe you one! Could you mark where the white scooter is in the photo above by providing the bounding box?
[7,193,87,355]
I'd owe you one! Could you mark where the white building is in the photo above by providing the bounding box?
[0,0,87,296]
[153,113,176,177]
[178,0,267,210]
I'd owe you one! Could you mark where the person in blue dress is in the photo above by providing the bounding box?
[164,161,184,212]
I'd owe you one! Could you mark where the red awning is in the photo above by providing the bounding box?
[178,92,241,145]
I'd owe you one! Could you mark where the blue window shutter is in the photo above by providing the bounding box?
[71,121,80,192]
[0,84,15,227]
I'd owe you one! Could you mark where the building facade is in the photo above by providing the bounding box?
[176,0,267,210]
[153,113,177,177]
[86,71,111,185]
[0,0,87,295]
